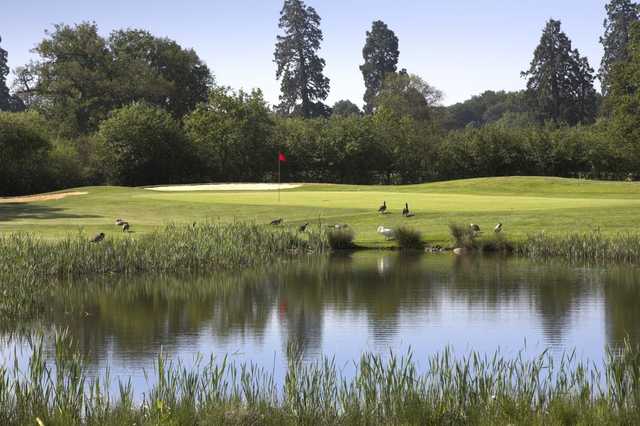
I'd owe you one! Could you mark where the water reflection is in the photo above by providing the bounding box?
[3,253,640,382]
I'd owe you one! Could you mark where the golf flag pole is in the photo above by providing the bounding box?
[278,152,286,202]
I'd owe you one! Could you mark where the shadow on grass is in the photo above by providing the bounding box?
[0,203,101,222]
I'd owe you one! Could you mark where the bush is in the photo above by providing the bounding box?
[479,233,514,253]
[448,223,478,250]
[394,226,424,249]
[327,228,356,250]
[98,102,190,186]
[0,111,53,195]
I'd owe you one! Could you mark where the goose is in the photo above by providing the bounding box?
[115,218,125,226]
[377,225,395,240]
[270,218,283,226]
[402,203,409,217]
[378,201,387,214]
[299,222,309,232]
[122,222,130,233]
[494,223,503,233]
[470,223,481,233]
[90,232,105,243]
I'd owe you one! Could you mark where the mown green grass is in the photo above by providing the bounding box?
[2,177,640,247]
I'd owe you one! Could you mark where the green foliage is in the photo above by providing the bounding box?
[394,226,424,249]
[184,88,275,181]
[3,337,640,424]
[522,19,598,125]
[274,0,330,118]
[331,99,361,116]
[0,111,52,195]
[599,0,640,95]
[0,36,24,112]
[360,20,399,113]
[443,90,530,129]
[448,223,478,249]
[608,21,640,169]
[327,228,356,249]
[374,72,443,122]
[98,102,189,185]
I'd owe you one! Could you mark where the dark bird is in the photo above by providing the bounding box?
[470,223,481,234]
[402,203,409,217]
[122,222,130,232]
[270,218,283,226]
[378,201,387,214]
[494,223,503,233]
[299,222,309,232]
[90,232,105,243]
[115,218,125,226]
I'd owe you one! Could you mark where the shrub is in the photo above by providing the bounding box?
[98,102,190,186]
[327,228,355,250]
[448,223,478,250]
[394,226,424,249]
[479,233,514,253]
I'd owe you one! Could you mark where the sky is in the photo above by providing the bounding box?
[1,0,609,107]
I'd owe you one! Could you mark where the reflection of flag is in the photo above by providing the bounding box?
[278,152,287,163]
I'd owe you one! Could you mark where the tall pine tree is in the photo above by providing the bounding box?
[0,36,23,111]
[360,20,399,114]
[599,0,640,96]
[274,0,330,118]
[521,19,597,125]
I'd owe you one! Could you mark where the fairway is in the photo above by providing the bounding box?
[2,176,640,246]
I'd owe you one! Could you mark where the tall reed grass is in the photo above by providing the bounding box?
[394,226,424,250]
[0,223,328,279]
[520,230,640,263]
[1,332,640,424]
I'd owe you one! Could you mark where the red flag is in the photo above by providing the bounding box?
[278,152,287,163]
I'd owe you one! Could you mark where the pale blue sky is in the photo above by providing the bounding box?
[1,0,608,106]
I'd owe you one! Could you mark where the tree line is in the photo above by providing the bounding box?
[1,0,640,195]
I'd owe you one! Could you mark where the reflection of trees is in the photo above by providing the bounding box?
[603,267,640,349]
[8,253,640,366]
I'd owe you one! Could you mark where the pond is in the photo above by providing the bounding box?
[2,252,640,397]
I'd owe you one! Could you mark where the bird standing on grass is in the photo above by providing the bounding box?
[378,201,387,214]
[115,218,125,226]
[402,203,409,216]
[122,222,131,232]
[377,225,395,240]
[299,223,309,232]
[90,233,105,243]
[270,218,283,226]
[494,223,503,233]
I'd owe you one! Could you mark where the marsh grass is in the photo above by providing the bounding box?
[2,333,640,424]
[448,223,478,250]
[520,230,640,263]
[327,228,356,250]
[394,226,424,250]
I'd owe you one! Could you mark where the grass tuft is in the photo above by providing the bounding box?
[394,226,424,250]
[327,228,356,250]
[448,223,478,250]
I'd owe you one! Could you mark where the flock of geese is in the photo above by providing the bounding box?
[89,203,504,244]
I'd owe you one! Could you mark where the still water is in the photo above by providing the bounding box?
[2,252,640,393]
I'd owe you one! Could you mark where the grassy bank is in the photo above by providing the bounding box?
[2,334,640,425]
[3,177,640,247]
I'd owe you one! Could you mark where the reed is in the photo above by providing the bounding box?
[519,230,640,263]
[1,334,640,424]
[327,228,356,250]
[394,226,424,250]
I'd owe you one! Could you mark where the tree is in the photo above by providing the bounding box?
[109,29,212,118]
[360,21,399,114]
[0,36,24,112]
[274,0,330,118]
[331,99,361,116]
[608,21,640,169]
[600,0,640,96]
[98,103,189,185]
[521,19,598,125]
[373,72,442,121]
[184,88,275,182]
[0,112,52,195]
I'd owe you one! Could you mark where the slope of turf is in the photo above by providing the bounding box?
[1,177,639,246]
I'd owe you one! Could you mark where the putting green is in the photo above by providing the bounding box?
[1,177,640,246]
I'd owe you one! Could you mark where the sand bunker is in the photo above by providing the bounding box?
[0,191,88,203]
[147,183,303,192]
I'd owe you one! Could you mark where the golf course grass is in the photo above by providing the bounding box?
[1,176,640,247]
